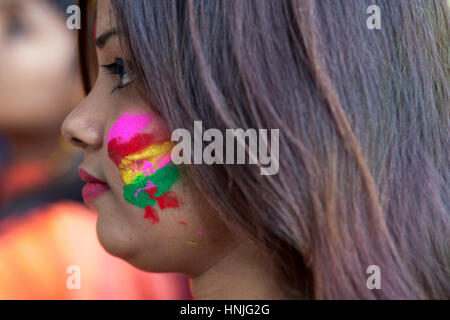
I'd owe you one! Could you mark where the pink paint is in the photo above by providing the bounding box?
[197,232,203,235]
[141,160,156,175]
[157,155,172,169]
[107,113,151,145]
[135,180,155,199]
[134,160,156,175]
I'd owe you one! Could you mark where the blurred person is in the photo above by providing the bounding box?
[0,0,191,299]
[0,0,83,207]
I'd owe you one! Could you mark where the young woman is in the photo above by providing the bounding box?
[0,0,190,300]
[63,0,449,299]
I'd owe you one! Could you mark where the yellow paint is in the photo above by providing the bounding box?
[118,141,174,184]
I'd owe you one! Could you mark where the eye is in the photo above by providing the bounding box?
[101,58,133,93]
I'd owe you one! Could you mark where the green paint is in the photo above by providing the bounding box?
[123,165,181,208]
[147,165,180,197]
[124,183,156,208]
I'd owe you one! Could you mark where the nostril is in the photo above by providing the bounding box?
[71,137,87,148]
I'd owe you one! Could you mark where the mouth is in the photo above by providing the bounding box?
[78,168,110,202]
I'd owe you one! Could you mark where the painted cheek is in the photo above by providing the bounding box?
[107,112,181,224]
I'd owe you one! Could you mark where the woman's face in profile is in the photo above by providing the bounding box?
[62,0,234,275]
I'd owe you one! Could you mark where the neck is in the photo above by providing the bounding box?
[190,241,292,300]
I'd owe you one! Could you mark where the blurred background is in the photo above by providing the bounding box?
[0,0,191,299]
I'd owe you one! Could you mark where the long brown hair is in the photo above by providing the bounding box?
[83,0,449,299]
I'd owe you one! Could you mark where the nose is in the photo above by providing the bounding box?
[61,98,103,150]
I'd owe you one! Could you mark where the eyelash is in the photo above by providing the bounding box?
[101,58,133,93]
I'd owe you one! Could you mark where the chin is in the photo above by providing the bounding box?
[94,210,166,272]
[95,212,139,262]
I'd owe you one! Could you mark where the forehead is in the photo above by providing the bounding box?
[96,0,116,33]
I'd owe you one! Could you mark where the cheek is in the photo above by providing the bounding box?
[107,112,183,226]
[101,112,234,270]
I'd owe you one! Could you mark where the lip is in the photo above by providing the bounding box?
[79,168,106,184]
[78,168,110,202]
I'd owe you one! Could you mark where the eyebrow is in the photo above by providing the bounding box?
[95,28,117,49]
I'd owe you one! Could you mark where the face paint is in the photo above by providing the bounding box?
[107,113,181,224]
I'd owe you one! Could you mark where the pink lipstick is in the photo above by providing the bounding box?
[79,168,110,202]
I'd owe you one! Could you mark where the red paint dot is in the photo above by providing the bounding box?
[146,187,158,200]
[146,189,180,210]
[108,133,155,165]
[157,191,180,209]
[144,206,159,225]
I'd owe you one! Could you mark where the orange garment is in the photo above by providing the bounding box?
[0,161,51,204]
[0,201,191,299]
